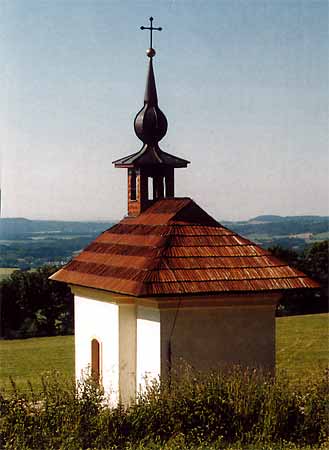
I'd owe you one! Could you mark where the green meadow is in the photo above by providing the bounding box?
[276,313,328,384]
[0,313,328,391]
[0,335,74,391]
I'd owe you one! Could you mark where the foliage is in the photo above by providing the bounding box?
[299,241,329,286]
[0,266,73,339]
[269,241,328,316]
[0,367,328,449]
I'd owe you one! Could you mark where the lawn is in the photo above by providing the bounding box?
[276,313,328,384]
[0,335,74,391]
[0,313,328,392]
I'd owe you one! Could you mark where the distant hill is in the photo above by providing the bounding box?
[0,218,115,239]
[223,217,328,235]
[222,215,328,251]
[0,218,115,269]
[249,215,328,223]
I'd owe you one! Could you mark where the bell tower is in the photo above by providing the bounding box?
[113,17,189,217]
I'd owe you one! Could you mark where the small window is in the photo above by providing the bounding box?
[91,338,100,383]
[130,171,137,201]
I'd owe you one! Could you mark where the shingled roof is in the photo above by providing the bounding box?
[50,198,318,297]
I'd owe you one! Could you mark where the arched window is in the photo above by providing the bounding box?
[91,338,100,383]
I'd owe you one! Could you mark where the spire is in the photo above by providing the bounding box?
[134,17,168,145]
[144,58,158,106]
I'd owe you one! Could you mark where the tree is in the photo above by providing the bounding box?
[0,265,73,339]
[269,241,328,316]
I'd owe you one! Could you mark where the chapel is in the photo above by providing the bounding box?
[51,18,318,405]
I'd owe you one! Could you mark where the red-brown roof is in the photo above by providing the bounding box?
[50,198,319,297]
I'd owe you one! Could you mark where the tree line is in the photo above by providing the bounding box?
[0,241,327,339]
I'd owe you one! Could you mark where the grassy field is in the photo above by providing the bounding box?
[0,314,328,392]
[0,335,74,391]
[276,313,328,384]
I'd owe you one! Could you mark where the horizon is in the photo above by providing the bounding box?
[1,1,328,221]
[1,211,328,224]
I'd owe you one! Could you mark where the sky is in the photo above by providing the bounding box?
[0,0,328,221]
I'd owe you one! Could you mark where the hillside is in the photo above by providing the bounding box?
[0,218,115,238]
[222,214,328,251]
[0,218,115,269]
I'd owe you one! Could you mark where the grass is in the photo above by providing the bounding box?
[276,313,329,384]
[0,314,328,392]
[0,335,74,391]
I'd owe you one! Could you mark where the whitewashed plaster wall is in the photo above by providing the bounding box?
[74,295,119,403]
[136,306,161,392]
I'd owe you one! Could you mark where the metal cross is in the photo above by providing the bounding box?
[140,17,162,49]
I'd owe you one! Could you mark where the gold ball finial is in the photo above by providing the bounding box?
[146,48,156,58]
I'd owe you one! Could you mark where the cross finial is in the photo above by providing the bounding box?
[140,17,162,55]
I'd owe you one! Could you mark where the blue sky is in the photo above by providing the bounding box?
[1,0,328,221]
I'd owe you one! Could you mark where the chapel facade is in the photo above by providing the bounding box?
[51,18,318,405]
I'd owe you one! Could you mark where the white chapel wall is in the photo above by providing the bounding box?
[136,306,161,392]
[74,295,119,403]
